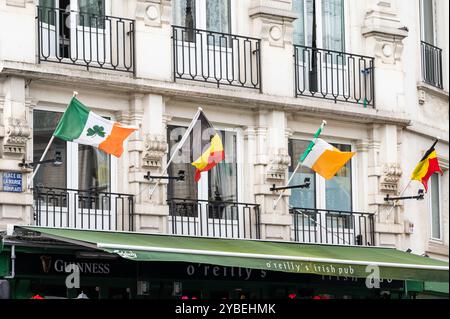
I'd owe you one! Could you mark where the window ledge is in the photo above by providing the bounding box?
[417,82,449,102]
[426,240,449,257]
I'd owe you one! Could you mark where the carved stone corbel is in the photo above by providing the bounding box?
[142,134,167,169]
[136,0,171,28]
[249,2,298,48]
[362,0,408,65]
[380,163,402,192]
[266,148,291,181]
[2,118,31,156]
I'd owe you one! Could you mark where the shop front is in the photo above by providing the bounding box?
[0,226,448,299]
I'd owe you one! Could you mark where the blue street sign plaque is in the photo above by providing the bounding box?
[3,172,23,193]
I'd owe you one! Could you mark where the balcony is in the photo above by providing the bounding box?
[36,6,135,73]
[168,198,261,239]
[31,186,375,246]
[290,208,375,246]
[294,45,375,107]
[32,186,135,231]
[172,25,261,91]
[421,41,444,89]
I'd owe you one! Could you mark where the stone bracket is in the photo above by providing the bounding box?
[142,134,167,170]
[136,0,171,27]
[2,118,31,156]
[266,148,290,182]
[379,162,402,193]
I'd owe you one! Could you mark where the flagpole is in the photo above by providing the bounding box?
[148,107,203,200]
[385,137,440,219]
[27,91,79,189]
[27,135,55,189]
[273,120,327,209]
[385,179,411,219]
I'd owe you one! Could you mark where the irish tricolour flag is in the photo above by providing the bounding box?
[54,97,137,157]
[302,138,355,180]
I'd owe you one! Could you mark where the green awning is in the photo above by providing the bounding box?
[424,281,449,295]
[17,226,449,283]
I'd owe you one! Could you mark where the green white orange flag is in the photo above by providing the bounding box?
[301,138,355,180]
[53,97,137,157]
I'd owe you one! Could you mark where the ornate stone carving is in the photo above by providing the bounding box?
[362,0,408,65]
[418,88,426,105]
[142,134,167,169]
[380,163,402,192]
[136,0,171,27]
[2,118,31,155]
[249,5,297,47]
[266,148,291,181]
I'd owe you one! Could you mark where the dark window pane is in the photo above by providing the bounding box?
[325,143,352,211]
[430,174,441,239]
[78,145,110,192]
[208,131,237,219]
[167,125,198,217]
[33,110,67,189]
[288,139,316,209]
[78,0,105,28]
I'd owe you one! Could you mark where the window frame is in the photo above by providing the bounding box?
[32,105,117,194]
[429,173,442,241]
[173,0,235,33]
[288,135,356,212]
[166,119,243,205]
[292,0,347,52]
[419,0,437,46]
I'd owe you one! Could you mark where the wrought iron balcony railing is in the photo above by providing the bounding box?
[168,198,261,239]
[32,186,135,231]
[172,25,262,91]
[36,6,135,73]
[294,45,375,107]
[421,41,444,89]
[290,208,375,246]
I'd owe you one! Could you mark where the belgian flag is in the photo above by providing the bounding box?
[190,111,225,182]
[411,140,443,191]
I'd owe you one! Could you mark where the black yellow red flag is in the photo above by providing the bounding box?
[411,139,443,191]
[189,111,225,182]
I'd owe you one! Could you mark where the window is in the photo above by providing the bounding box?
[37,0,107,59]
[289,138,359,244]
[78,0,106,28]
[429,173,441,240]
[325,143,352,211]
[288,139,352,211]
[33,110,67,189]
[167,125,237,205]
[292,0,345,51]
[420,0,435,45]
[173,0,231,33]
[33,109,111,192]
[288,139,316,209]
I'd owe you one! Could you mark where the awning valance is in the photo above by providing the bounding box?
[15,226,449,283]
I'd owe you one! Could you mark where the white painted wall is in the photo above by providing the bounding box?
[0,0,448,260]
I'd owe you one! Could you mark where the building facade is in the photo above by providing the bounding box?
[0,0,448,299]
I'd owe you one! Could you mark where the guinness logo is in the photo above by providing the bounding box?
[40,255,52,273]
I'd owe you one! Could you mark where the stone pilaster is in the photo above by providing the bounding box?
[367,124,406,248]
[0,0,35,63]
[135,0,172,80]
[131,94,169,233]
[0,77,33,231]
[249,0,298,96]
[254,110,291,241]
[362,0,408,112]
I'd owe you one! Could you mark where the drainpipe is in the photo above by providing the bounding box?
[4,245,15,279]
